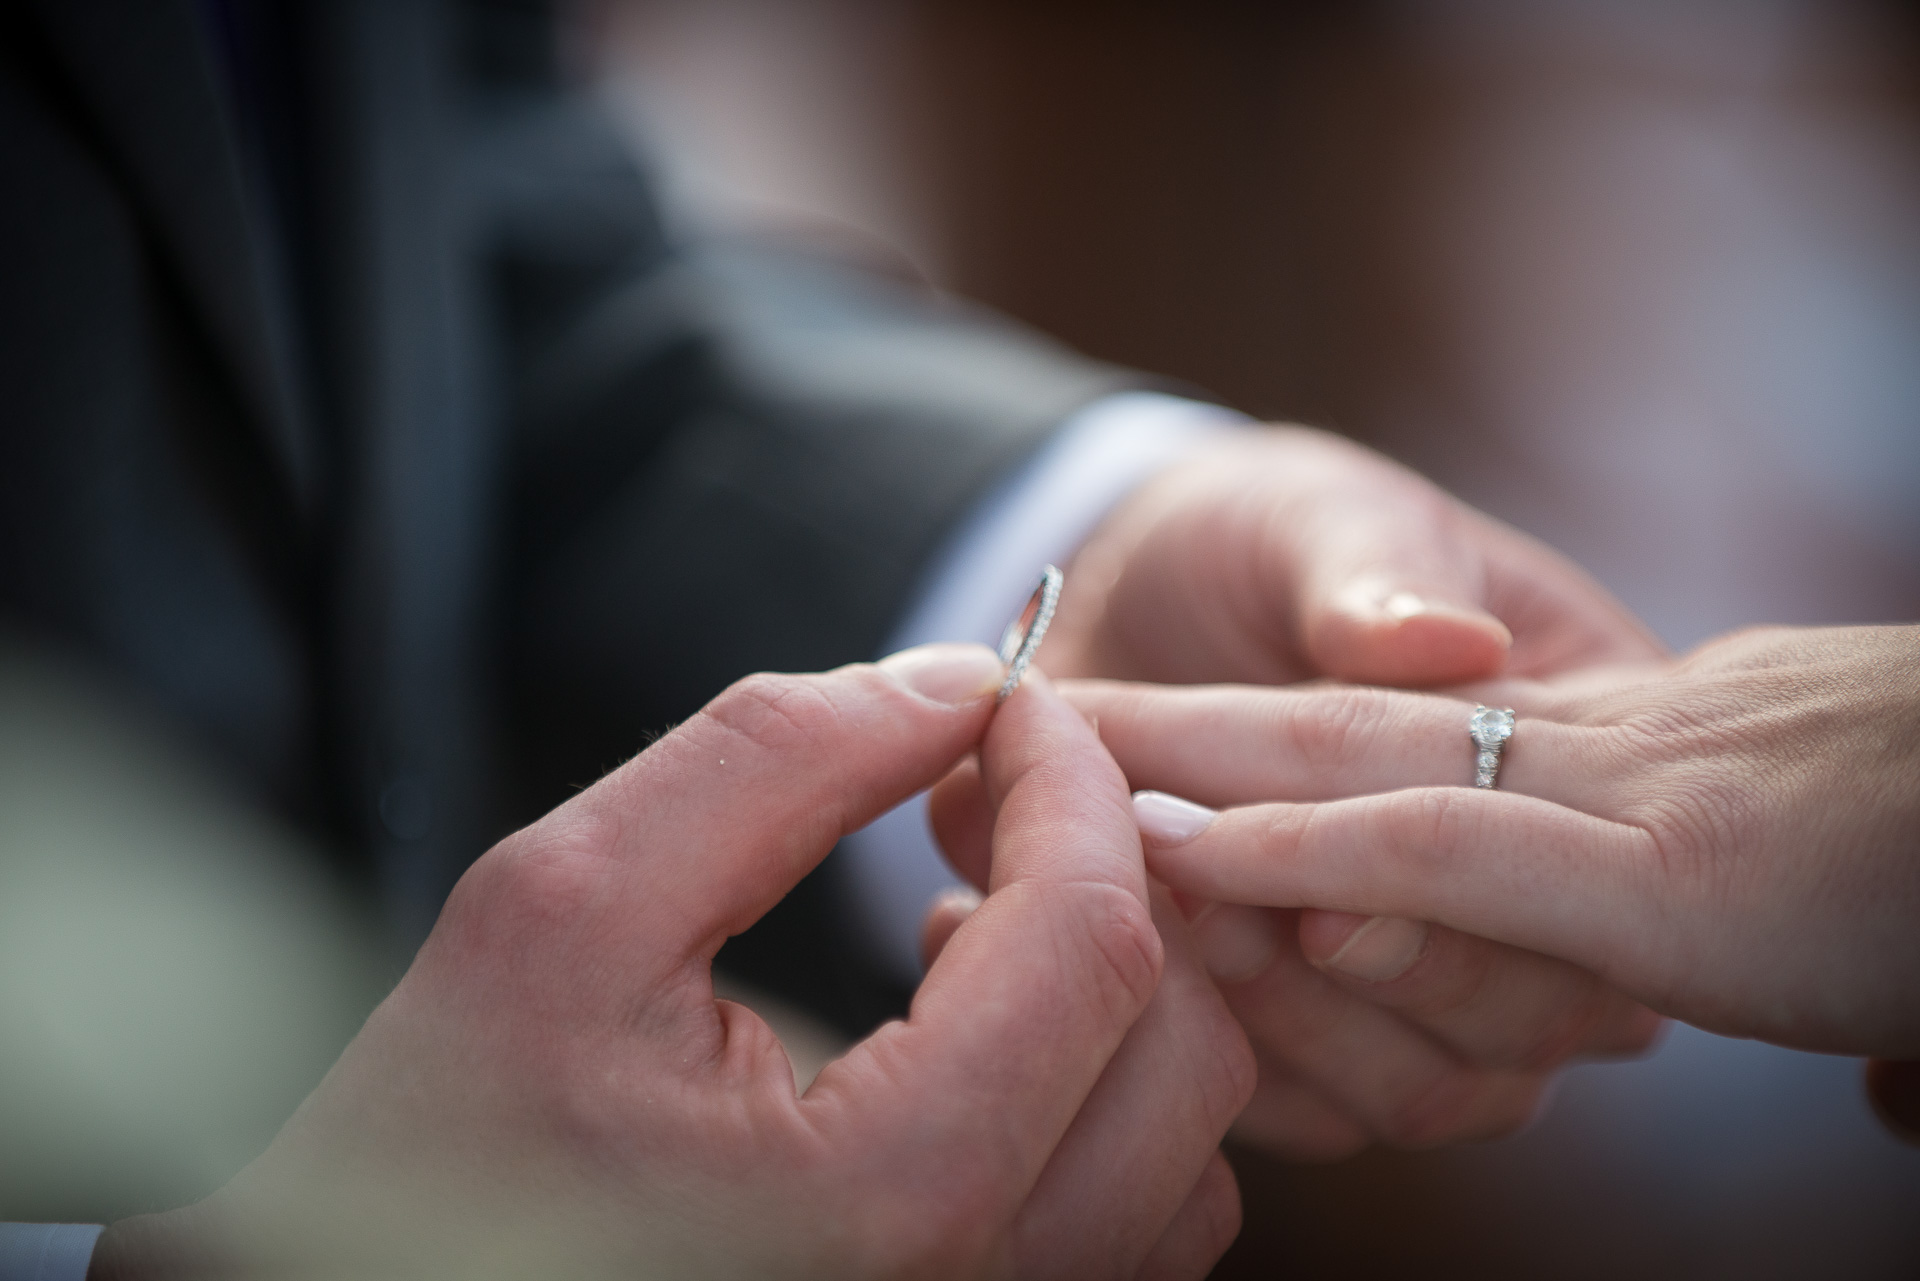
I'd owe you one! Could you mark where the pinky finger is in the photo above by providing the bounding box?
[1134,1150,1242,1281]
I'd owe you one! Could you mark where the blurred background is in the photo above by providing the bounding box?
[588,0,1920,1275]
[6,1,1918,1275]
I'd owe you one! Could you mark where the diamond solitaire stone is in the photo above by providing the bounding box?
[1468,705,1515,749]
[1469,705,1515,788]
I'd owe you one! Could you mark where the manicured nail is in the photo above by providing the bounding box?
[1320,915,1429,983]
[1131,790,1218,845]
[1195,903,1281,983]
[878,643,1006,705]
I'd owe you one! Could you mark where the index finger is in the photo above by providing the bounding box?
[1141,787,1658,989]
[810,672,1163,1209]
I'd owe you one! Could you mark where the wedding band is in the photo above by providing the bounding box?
[1468,705,1515,789]
[997,564,1063,702]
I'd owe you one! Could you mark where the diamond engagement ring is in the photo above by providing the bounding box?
[1469,705,1515,789]
[996,564,1063,702]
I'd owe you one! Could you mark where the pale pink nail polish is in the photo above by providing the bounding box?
[1131,790,1217,845]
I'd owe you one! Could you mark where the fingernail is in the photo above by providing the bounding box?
[931,884,984,917]
[1382,590,1431,621]
[878,643,1006,705]
[1195,903,1281,983]
[1320,915,1429,983]
[1132,790,1218,845]
[1377,590,1512,643]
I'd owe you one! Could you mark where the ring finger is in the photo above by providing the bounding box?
[1060,678,1613,815]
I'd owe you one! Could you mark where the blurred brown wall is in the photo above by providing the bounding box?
[590,4,1920,1277]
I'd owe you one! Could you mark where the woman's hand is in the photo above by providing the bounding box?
[91,646,1253,1280]
[1114,624,1920,1058]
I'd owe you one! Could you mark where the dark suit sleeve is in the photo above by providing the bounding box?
[471,94,1153,1029]
[477,97,1145,793]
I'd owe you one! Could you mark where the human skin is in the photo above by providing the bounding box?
[976,425,1667,1157]
[88,646,1254,1281]
[1107,624,1920,1058]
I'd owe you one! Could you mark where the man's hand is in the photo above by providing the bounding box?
[1010,426,1668,1159]
[1123,624,1920,1057]
[1043,426,1663,688]
[90,645,1253,1280]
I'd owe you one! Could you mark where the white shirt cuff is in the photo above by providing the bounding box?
[0,1224,104,1281]
[840,391,1253,985]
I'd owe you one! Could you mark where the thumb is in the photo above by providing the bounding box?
[1311,570,1511,686]
[1290,478,1512,683]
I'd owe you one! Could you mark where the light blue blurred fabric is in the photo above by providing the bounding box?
[0,1225,102,1281]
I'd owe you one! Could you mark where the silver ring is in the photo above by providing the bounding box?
[1468,705,1515,789]
[996,565,1063,702]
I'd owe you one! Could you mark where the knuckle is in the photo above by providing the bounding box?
[440,821,615,947]
[1285,687,1389,778]
[698,671,847,759]
[1071,884,1165,1022]
[1379,788,1477,876]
